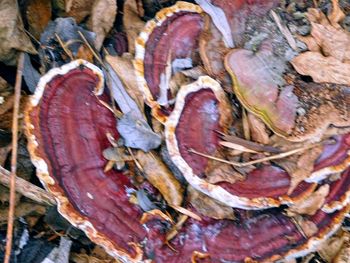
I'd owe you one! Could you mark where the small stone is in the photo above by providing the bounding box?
[297,107,306,116]
[297,25,310,36]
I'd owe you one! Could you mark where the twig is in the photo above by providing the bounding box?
[55,33,74,61]
[77,31,105,67]
[270,10,298,51]
[0,166,56,206]
[188,141,325,168]
[4,53,24,263]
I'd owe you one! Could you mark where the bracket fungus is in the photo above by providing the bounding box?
[25,60,147,261]
[23,1,350,262]
[165,76,349,210]
[134,1,204,122]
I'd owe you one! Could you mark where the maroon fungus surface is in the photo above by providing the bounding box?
[314,133,350,171]
[145,204,349,262]
[323,168,350,212]
[26,63,146,258]
[176,88,221,174]
[143,12,203,100]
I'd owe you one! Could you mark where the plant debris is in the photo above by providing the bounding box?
[1,0,350,262]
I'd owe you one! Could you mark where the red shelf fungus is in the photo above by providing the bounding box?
[25,60,146,262]
[134,1,204,123]
[225,48,350,142]
[322,167,350,213]
[165,76,310,209]
[165,76,350,210]
[145,204,350,262]
[308,133,350,183]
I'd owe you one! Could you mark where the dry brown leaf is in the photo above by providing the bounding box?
[294,216,318,238]
[0,0,36,65]
[288,145,323,194]
[287,184,329,216]
[247,112,270,145]
[328,0,345,27]
[0,202,46,224]
[292,3,350,85]
[205,151,243,184]
[87,0,116,50]
[65,0,94,23]
[310,22,350,63]
[70,246,115,263]
[105,54,144,112]
[26,0,52,39]
[317,230,349,262]
[188,186,235,220]
[297,35,320,52]
[334,234,350,263]
[76,44,94,62]
[123,0,145,55]
[135,151,183,206]
[291,52,350,85]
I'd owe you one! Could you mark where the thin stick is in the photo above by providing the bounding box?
[0,166,55,206]
[4,52,24,263]
[77,31,105,67]
[188,141,324,168]
[127,147,144,172]
[270,10,298,51]
[55,33,73,60]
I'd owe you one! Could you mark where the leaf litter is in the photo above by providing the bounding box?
[1,0,350,262]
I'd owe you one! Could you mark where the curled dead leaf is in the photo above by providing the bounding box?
[123,0,145,55]
[291,52,350,86]
[0,0,36,65]
[188,186,235,220]
[105,54,144,112]
[247,113,270,145]
[65,0,94,23]
[135,151,183,206]
[26,0,52,39]
[288,145,323,194]
[87,0,117,50]
[287,184,329,216]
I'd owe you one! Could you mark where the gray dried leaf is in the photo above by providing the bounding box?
[136,189,158,212]
[105,62,143,118]
[195,0,234,48]
[172,58,193,73]
[117,112,161,152]
[23,53,41,93]
[41,237,72,263]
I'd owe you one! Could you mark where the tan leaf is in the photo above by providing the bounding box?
[188,186,235,220]
[105,54,144,113]
[123,0,145,55]
[294,216,318,238]
[310,22,350,63]
[288,145,323,194]
[291,52,350,86]
[205,151,244,184]
[328,0,345,27]
[287,184,329,216]
[87,0,117,50]
[26,0,52,39]
[135,151,183,206]
[65,0,94,23]
[297,35,320,52]
[0,0,36,65]
[334,234,350,263]
[318,230,349,263]
[247,112,270,145]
